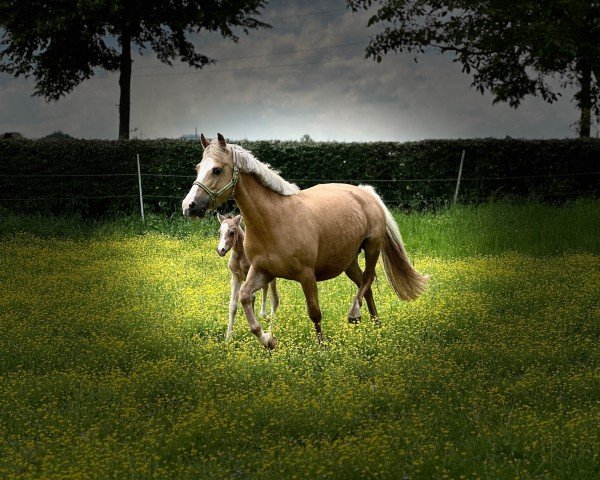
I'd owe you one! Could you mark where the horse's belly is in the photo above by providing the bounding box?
[314,245,360,281]
[314,266,347,282]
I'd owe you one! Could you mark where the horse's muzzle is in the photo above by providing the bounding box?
[183,198,209,218]
[187,207,206,219]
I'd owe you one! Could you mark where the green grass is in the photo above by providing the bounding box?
[395,199,600,258]
[2,199,599,257]
[0,201,599,479]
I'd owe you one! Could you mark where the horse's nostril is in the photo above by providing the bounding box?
[189,201,197,210]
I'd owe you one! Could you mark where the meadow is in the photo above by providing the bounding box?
[0,201,599,479]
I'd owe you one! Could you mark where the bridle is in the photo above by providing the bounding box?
[192,164,239,207]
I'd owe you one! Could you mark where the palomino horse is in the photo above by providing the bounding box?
[216,213,279,340]
[182,133,428,349]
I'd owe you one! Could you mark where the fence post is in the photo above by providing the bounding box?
[136,153,145,222]
[453,149,465,205]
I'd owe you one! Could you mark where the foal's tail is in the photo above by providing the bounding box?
[359,185,429,301]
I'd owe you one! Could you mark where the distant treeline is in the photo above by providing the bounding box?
[0,138,598,216]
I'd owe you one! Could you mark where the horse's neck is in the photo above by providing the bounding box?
[232,228,246,257]
[229,227,251,277]
[234,173,287,236]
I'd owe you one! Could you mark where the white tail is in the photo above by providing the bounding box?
[359,185,429,301]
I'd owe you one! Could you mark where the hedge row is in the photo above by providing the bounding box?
[1,138,599,216]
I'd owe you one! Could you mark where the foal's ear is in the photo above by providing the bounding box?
[216,212,225,223]
[200,133,210,149]
[233,214,243,225]
[217,133,227,149]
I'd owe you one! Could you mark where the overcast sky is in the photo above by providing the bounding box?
[0,0,590,141]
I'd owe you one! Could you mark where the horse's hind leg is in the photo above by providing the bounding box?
[239,266,277,349]
[345,256,378,323]
[348,242,381,324]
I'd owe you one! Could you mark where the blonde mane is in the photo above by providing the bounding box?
[230,144,299,196]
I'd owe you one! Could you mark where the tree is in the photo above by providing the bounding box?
[0,132,23,139]
[348,0,600,137]
[300,134,314,143]
[0,1,268,139]
[44,131,74,139]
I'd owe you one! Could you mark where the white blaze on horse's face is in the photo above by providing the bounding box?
[217,220,237,257]
[181,157,218,218]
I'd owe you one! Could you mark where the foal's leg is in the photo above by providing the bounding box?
[267,279,280,335]
[239,266,277,349]
[226,275,241,341]
[260,285,269,318]
[299,271,323,343]
[345,256,378,323]
[348,241,381,323]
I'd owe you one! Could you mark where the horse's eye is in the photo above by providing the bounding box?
[212,167,222,175]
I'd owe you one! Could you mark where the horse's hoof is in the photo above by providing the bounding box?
[348,316,361,324]
[371,316,382,328]
[266,335,278,350]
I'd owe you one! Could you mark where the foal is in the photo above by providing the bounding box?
[216,213,279,340]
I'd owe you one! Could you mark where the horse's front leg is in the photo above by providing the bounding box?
[299,271,323,343]
[240,266,277,349]
[269,278,280,315]
[226,275,241,341]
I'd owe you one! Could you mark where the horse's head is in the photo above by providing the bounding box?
[216,213,243,257]
[182,133,237,219]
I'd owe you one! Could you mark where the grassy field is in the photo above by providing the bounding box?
[0,201,599,479]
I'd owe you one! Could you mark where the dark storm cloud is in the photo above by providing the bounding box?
[0,0,583,140]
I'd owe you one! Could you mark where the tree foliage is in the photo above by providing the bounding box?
[348,0,600,137]
[0,0,268,137]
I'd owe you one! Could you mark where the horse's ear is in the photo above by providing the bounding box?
[216,212,225,223]
[217,133,227,149]
[200,133,210,149]
[233,214,243,225]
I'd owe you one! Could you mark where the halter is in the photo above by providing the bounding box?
[193,165,239,207]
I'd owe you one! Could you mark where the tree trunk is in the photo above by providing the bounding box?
[118,29,132,140]
[576,60,592,138]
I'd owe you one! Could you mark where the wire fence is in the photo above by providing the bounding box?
[1,153,599,213]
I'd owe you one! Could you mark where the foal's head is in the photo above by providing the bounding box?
[182,133,236,219]
[216,213,243,257]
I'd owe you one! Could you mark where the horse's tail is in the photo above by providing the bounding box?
[359,185,429,301]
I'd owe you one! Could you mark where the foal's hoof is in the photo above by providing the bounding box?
[348,315,362,324]
[266,335,278,350]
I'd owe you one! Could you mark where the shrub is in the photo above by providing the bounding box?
[0,138,598,216]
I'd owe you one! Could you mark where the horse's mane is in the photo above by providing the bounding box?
[229,144,299,196]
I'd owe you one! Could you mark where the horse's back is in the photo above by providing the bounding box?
[294,183,386,280]
[298,183,385,225]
